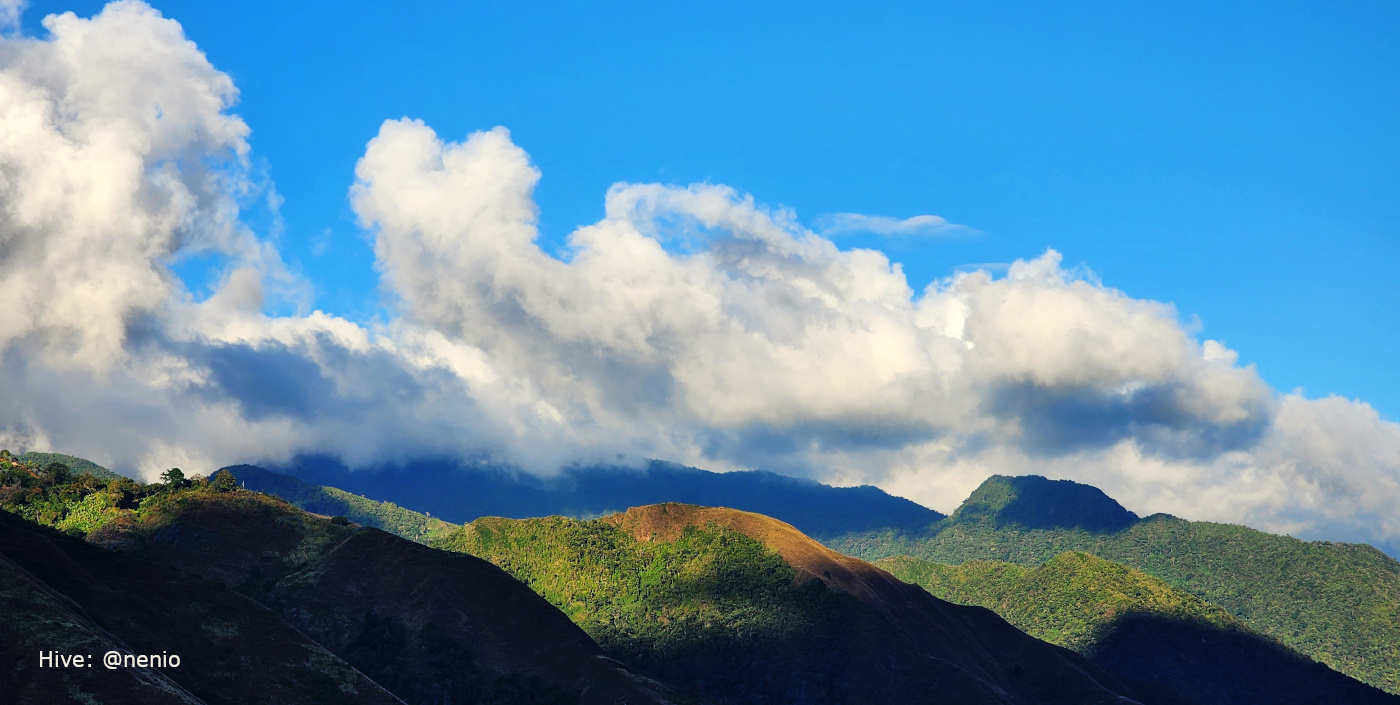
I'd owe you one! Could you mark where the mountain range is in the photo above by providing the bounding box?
[237,461,1400,699]
[4,449,1399,703]
[253,454,943,537]
[824,474,1400,695]
[4,452,1140,704]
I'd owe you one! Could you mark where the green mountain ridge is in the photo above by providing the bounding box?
[434,503,1139,705]
[8,450,1399,703]
[222,460,1400,699]
[948,475,1138,533]
[827,474,1400,694]
[876,552,1398,704]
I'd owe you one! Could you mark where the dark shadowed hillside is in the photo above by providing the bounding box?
[0,452,685,705]
[437,502,1138,705]
[258,455,943,538]
[0,509,403,705]
[829,474,1400,695]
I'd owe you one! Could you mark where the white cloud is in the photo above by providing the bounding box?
[0,1,24,33]
[816,212,977,238]
[0,0,262,369]
[1,1,1397,558]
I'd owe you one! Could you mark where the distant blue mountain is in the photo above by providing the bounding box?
[250,455,944,538]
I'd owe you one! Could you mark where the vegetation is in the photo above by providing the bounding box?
[334,614,580,705]
[877,552,1400,705]
[212,469,239,492]
[0,493,404,705]
[434,515,971,705]
[4,464,613,705]
[229,465,459,544]
[879,551,1244,654]
[15,451,124,482]
[3,453,130,534]
[827,475,1400,694]
[0,451,241,538]
[160,467,186,487]
[255,456,944,537]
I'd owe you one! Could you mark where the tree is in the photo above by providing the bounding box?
[161,468,186,487]
[3,465,31,488]
[43,462,72,482]
[212,469,238,492]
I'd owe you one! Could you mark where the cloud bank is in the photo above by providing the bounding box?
[2,2,1398,556]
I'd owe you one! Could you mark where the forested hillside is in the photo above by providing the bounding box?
[828,475,1400,694]
[435,504,1137,705]
[229,464,458,544]
[880,552,1397,704]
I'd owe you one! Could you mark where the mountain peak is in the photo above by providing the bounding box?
[950,475,1138,533]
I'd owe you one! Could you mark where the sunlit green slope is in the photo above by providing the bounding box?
[880,552,1240,653]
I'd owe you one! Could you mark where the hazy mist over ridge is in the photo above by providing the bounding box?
[0,2,1397,556]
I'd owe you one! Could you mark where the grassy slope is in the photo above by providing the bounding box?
[93,491,637,705]
[829,498,1400,694]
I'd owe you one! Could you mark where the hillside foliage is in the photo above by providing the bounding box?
[0,451,242,539]
[228,465,458,544]
[828,476,1400,694]
[435,515,972,705]
[16,452,124,481]
[879,551,1244,654]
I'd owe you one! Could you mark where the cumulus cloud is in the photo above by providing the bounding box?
[0,0,269,369]
[1,1,1397,557]
[0,1,24,32]
[817,212,976,239]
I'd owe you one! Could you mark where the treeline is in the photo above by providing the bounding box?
[0,449,239,537]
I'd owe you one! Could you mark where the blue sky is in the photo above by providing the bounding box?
[25,0,1400,419]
